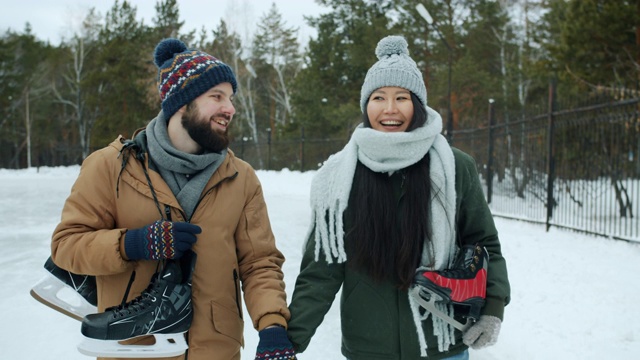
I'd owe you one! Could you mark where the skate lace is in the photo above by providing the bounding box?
[117,131,164,219]
[439,267,474,279]
[437,245,486,279]
[111,285,161,318]
[109,270,162,318]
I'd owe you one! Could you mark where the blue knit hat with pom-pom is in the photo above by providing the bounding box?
[360,35,426,112]
[154,38,237,118]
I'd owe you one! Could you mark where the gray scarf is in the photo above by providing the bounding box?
[146,112,227,220]
[305,106,457,355]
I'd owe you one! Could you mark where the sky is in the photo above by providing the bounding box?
[0,0,327,46]
[1,165,639,359]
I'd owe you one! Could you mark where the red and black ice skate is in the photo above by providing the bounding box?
[412,243,489,331]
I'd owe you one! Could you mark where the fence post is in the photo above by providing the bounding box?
[545,79,557,231]
[487,99,495,204]
[300,126,305,171]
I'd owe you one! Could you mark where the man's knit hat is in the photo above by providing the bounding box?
[360,35,427,113]
[154,38,238,118]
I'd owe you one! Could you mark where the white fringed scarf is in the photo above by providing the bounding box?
[305,106,458,356]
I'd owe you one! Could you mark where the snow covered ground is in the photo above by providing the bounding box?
[1,166,639,359]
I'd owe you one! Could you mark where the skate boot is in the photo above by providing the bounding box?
[77,250,196,358]
[30,256,97,321]
[412,244,489,331]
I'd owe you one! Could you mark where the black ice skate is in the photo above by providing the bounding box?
[77,251,196,358]
[30,256,97,321]
[411,244,489,331]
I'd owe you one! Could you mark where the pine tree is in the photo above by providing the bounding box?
[290,0,391,140]
[253,3,301,137]
[90,0,155,146]
[538,0,639,92]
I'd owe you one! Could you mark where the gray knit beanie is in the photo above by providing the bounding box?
[360,35,427,113]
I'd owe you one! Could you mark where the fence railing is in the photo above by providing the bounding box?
[230,137,347,172]
[453,82,640,242]
[231,83,640,242]
[12,81,635,242]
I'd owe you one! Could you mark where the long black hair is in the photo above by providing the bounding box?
[346,93,433,290]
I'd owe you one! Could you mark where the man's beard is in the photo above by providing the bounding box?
[181,103,230,153]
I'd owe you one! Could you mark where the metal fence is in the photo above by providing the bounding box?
[7,77,638,242]
[234,83,640,242]
[230,137,347,172]
[453,83,640,242]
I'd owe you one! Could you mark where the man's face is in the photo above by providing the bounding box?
[181,82,236,153]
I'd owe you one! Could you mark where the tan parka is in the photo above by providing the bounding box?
[51,133,290,360]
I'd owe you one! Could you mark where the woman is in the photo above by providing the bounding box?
[287,35,510,360]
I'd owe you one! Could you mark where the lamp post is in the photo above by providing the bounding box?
[416,3,454,143]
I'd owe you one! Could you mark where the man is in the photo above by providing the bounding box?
[50,38,295,360]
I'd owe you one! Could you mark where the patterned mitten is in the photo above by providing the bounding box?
[255,327,297,360]
[124,220,201,260]
[462,315,501,349]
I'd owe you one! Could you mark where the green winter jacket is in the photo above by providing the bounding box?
[288,148,510,360]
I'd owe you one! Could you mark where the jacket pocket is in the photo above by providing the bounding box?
[341,281,395,357]
[233,269,243,320]
[210,300,245,347]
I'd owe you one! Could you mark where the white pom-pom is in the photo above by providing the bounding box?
[375,35,409,60]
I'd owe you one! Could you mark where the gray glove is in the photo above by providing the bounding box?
[462,315,501,349]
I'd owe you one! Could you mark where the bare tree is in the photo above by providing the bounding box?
[253,4,302,131]
[52,10,102,160]
[3,26,51,168]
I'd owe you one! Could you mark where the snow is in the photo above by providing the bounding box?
[1,165,639,359]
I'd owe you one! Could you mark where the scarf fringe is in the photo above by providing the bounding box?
[409,286,457,357]
[311,204,348,264]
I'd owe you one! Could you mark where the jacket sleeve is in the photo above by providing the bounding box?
[51,147,132,276]
[287,229,345,353]
[235,168,290,331]
[454,148,511,320]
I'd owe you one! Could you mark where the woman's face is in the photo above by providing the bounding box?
[366,86,414,132]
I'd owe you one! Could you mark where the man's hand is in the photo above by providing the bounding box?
[255,326,296,360]
[124,220,201,260]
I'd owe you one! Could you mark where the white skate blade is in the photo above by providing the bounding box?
[30,273,97,321]
[412,290,473,331]
[77,333,188,358]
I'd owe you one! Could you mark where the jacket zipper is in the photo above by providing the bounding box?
[233,269,243,319]
[164,205,172,221]
[187,171,239,222]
